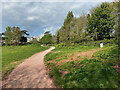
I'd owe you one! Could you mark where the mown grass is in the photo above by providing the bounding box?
[2,44,49,77]
[45,44,119,88]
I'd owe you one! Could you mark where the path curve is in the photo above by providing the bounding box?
[2,46,56,88]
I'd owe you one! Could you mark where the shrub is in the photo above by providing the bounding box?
[55,43,66,48]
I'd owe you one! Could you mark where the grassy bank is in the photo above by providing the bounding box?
[2,44,49,77]
[44,44,119,88]
[45,45,98,62]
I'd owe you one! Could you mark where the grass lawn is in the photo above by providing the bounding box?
[44,44,119,88]
[2,44,49,77]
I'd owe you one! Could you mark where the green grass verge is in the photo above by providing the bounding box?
[44,45,98,62]
[45,45,119,88]
[2,44,49,77]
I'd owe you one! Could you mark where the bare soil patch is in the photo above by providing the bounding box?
[47,48,103,66]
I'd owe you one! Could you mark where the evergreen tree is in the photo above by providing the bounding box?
[87,2,116,40]
[59,11,74,43]
[57,31,59,44]
[63,11,74,28]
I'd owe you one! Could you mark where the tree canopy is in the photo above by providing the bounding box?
[87,2,116,40]
[53,2,118,45]
[41,33,52,45]
[4,26,29,45]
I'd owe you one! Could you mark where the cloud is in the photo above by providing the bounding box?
[70,4,83,10]
[39,26,60,38]
[0,2,2,33]
[1,0,114,2]
[43,26,60,35]
[2,1,110,37]
[26,16,39,21]
[2,3,14,9]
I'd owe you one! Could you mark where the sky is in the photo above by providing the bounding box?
[1,0,114,37]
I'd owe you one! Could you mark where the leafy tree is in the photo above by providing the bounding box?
[87,14,90,19]
[30,37,38,44]
[44,31,50,35]
[70,30,80,43]
[21,30,29,36]
[5,26,12,45]
[51,35,57,44]
[111,1,119,44]
[57,11,91,44]
[70,14,89,43]
[87,2,116,40]
[41,34,52,45]
[56,31,59,44]
[20,36,27,43]
[56,2,117,45]
[20,30,29,43]
[4,26,29,46]
[11,26,22,45]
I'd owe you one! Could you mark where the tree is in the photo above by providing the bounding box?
[44,31,50,35]
[57,11,92,44]
[5,26,12,45]
[30,37,38,43]
[20,30,29,43]
[56,31,59,44]
[41,34,52,45]
[59,11,74,43]
[64,11,74,41]
[20,36,27,43]
[11,26,22,45]
[4,26,29,46]
[111,1,119,43]
[52,35,57,44]
[21,30,29,36]
[69,13,89,43]
[63,11,74,28]
[87,2,116,40]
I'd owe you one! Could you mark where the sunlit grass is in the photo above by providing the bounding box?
[45,45,119,88]
[2,44,49,76]
[44,45,98,62]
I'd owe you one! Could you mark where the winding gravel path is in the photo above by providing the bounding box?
[2,47,56,88]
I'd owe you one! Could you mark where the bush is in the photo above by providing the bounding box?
[41,34,52,45]
[55,43,66,48]
[54,38,116,48]
[92,45,118,65]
